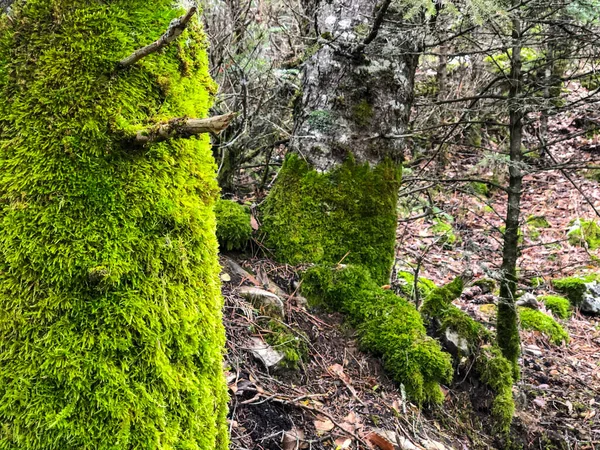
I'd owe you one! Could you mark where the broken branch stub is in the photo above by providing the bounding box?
[135,112,236,144]
[118,6,197,68]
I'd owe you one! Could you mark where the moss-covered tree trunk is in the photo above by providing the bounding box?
[264,0,420,283]
[0,2,228,448]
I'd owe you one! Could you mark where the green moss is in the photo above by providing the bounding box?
[396,271,437,300]
[431,219,458,248]
[0,3,228,449]
[263,320,308,370]
[352,99,374,126]
[567,219,600,250]
[307,109,335,131]
[539,295,571,319]
[518,308,569,344]
[527,215,550,228]
[262,154,401,284]
[421,279,514,432]
[553,274,598,306]
[302,265,452,404]
[470,181,489,196]
[215,199,252,251]
[530,276,545,288]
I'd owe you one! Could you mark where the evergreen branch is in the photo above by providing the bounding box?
[119,6,197,68]
[135,113,237,144]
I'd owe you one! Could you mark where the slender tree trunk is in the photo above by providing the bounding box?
[263,0,421,282]
[0,3,228,448]
[497,6,523,375]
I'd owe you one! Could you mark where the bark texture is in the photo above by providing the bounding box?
[293,0,420,171]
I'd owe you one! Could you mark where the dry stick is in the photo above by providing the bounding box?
[119,6,197,68]
[135,113,237,144]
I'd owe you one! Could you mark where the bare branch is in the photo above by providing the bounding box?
[119,6,197,68]
[135,113,236,144]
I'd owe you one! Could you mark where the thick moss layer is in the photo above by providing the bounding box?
[0,2,227,449]
[539,295,571,319]
[303,265,453,405]
[519,308,570,345]
[262,154,401,284]
[553,274,598,306]
[396,270,437,300]
[215,199,252,251]
[421,279,515,432]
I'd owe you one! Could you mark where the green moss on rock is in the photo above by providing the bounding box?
[553,274,598,306]
[567,219,600,250]
[262,154,401,284]
[0,2,228,448]
[396,271,437,300]
[302,265,452,404]
[421,279,515,432]
[539,295,571,319]
[519,308,569,344]
[263,320,308,370]
[215,199,252,251]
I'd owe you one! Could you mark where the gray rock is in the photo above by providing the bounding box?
[238,286,285,318]
[221,256,256,282]
[444,328,470,356]
[249,337,285,369]
[516,293,540,309]
[582,281,600,314]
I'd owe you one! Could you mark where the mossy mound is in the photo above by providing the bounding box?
[527,215,550,229]
[431,218,458,248]
[421,279,514,432]
[0,2,228,448]
[473,278,497,294]
[396,271,437,300]
[519,308,570,345]
[262,154,401,284]
[567,219,600,250]
[539,295,571,319]
[553,274,598,306]
[215,199,252,251]
[303,265,453,404]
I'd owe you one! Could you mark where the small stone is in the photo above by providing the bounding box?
[524,345,543,357]
[445,328,470,356]
[249,337,285,369]
[238,286,285,318]
[581,282,600,314]
[516,293,540,309]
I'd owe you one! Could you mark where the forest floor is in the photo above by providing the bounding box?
[224,84,600,449]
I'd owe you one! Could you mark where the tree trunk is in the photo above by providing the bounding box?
[497,5,523,376]
[263,0,420,283]
[0,3,228,448]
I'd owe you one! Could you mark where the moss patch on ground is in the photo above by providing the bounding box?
[215,199,252,251]
[567,219,600,250]
[539,295,571,319]
[0,2,228,448]
[553,274,598,306]
[262,320,308,370]
[519,308,570,344]
[303,265,453,405]
[261,154,401,284]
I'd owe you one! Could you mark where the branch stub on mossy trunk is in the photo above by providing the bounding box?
[135,113,236,144]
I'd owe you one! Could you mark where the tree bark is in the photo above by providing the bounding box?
[293,0,420,171]
[497,5,523,375]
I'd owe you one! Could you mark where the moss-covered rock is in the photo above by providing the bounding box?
[539,295,571,319]
[303,265,452,404]
[262,154,401,284]
[0,3,228,448]
[474,278,497,294]
[553,274,598,306]
[262,320,308,370]
[519,308,569,344]
[396,270,437,300]
[421,279,514,432]
[215,199,252,251]
[567,219,600,250]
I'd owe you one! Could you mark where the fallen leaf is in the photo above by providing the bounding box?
[220,272,231,282]
[283,428,306,450]
[314,417,335,434]
[250,215,260,231]
[533,397,546,408]
[365,431,395,450]
[334,437,352,449]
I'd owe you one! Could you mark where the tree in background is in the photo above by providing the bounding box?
[0,1,230,448]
